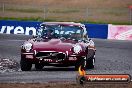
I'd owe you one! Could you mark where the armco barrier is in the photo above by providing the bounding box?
[108,24,132,40]
[0,20,108,39]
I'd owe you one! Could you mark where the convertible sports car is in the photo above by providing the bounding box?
[20,22,96,71]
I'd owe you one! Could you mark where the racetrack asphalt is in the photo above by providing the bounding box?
[0,33,132,83]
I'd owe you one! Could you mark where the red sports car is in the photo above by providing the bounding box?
[20,22,96,71]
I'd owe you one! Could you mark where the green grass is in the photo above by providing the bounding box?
[79,20,132,25]
[0,7,131,24]
[0,17,131,25]
[49,9,80,13]
[0,7,79,13]
[0,8,42,13]
[0,0,132,24]
[0,17,56,22]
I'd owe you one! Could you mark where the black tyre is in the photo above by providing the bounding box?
[35,63,44,70]
[75,57,86,71]
[86,58,95,69]
[20,58,32,71]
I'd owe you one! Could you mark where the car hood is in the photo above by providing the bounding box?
[32,39,77,52]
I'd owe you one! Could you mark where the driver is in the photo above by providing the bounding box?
[42,28,54,39]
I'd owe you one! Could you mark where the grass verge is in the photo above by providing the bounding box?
[0,17,131,25]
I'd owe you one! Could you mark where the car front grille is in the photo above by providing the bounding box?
[36,51,66,61]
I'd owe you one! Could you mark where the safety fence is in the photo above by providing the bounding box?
[0,3,132,24]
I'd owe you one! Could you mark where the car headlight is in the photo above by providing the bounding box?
[23,43,32,52]
[73,44,82,54]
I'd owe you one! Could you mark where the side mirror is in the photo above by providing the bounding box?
[84,40,89,43]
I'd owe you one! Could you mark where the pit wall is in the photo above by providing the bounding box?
[0,20,132,40]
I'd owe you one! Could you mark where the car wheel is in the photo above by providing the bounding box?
[86,58,95,69]
[75,57,87,71]
[35,63,44,70]
[20,58,32,71]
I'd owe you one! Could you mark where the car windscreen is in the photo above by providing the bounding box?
[37,24,83,40]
